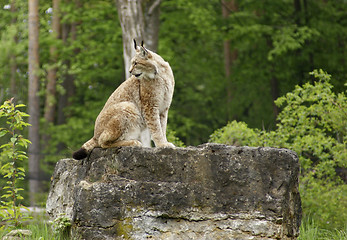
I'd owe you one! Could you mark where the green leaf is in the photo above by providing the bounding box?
[0,130,7,137]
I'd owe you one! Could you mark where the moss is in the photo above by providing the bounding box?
[115,218,133,239]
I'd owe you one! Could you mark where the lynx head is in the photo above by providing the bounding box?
[129,40,158,80]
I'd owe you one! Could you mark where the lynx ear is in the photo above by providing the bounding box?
[133,39,137,50]
[141,41,152,58]
[140,46,150,58]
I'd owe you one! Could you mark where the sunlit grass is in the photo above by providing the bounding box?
[0,223,68,240]
[299,218,347,240]
[0,208,69,240]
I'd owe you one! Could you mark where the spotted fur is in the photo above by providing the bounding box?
[72,41,175,160]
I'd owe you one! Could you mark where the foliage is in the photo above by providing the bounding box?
[0,0,346,233]
[0,0,345,146]
[0,99,31,228]
[157,0,347,145]
[1,0,346,147]
[209,120,261,146]
[52,213,72,237]
[0,0,28,102]
[210,70,347,230]
[160,0,226,145]
[166,127,185,148]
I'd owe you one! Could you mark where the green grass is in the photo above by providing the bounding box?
[0,205,76,240]
[23,223,54,239]
[0,209,69,240]
[299,218,347,240]
[0,223,69,240]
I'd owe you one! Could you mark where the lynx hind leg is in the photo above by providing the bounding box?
[103,139,142,148]
[98,102,142,148]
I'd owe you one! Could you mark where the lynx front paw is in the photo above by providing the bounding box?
[157,142,175,148]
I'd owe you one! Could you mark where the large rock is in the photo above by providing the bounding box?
[46,144,301,240]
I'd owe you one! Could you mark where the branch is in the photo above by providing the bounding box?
[148,0,161,15]
[220,0,237,14]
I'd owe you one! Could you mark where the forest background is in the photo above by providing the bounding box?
[0,0,346,236]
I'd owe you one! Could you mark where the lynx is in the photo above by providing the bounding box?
[72,40,175,160]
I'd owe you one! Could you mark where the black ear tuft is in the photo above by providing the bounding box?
[72,148,88,160]
[141,40,144,47]
[133,39,137,50]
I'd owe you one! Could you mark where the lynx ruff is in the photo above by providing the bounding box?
[72,40,175,160]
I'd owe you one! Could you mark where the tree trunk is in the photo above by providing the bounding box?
[57,0,79,121]
[303,0,314,80]
[65,21,78,105]
[115,0,145,80]
[293,0,301,26]
[143,0,161,52]
[57,21,77,126]
[267,37,280,119]
[28,0,41,206]
[43,0,61,153]
[115,0,161,80]
[270,76,279,117]
[221,0,238,120]
[56,1,79,153]
[44,0,61,124]
[10,0,18,100]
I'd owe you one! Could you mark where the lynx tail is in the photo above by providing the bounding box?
[72,148,88,160]
[72,137,97,160]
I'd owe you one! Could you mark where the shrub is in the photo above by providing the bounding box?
[209,120,262,146]
[0,98,31,228]
[210,70,346,230]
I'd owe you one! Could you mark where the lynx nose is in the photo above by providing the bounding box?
[129,66,133,74]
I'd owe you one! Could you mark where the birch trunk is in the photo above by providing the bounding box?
[116,0,144,80]
[115,0,161,79]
